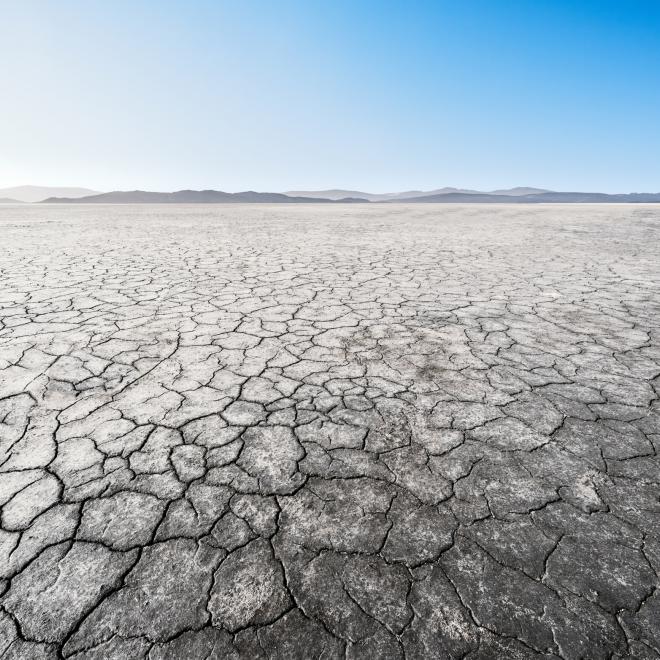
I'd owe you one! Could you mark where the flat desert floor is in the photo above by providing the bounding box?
[0,203,659,659]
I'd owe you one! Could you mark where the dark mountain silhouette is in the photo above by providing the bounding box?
[287,187,551,201]
[42,190,368,204]
[489,187,551,196]
[287,187,483,201]
[35,187,660,204]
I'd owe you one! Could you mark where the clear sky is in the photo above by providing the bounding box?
[1,1,659,193]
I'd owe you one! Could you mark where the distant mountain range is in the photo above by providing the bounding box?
[286,187,551,201]
[288,187,660,202]
[0,186,100,203]
[41,190,365,204]
[2,185,658,204]
[387,191,660,203]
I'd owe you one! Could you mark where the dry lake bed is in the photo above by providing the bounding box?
[0,203,659,659]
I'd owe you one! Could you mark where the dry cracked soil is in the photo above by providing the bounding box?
[0,203,659,659]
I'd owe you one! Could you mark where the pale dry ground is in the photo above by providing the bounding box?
[0,203,659,659]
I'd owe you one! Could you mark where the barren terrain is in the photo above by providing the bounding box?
[0,203,659,659]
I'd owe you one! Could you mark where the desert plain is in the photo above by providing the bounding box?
[0,203,659,659]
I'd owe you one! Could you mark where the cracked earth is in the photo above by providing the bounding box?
[0,203,659,659]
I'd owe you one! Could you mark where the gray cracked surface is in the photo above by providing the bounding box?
[0,203,659,659]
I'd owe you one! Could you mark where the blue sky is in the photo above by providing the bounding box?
[1,1,659,192]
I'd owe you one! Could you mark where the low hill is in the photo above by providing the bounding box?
[286,187,551,201]
[42,190,368,204]
[489,187,551,196]
[287,187,481,201]
[391,191,660,203]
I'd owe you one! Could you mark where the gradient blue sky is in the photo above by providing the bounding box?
[2,1,659,193]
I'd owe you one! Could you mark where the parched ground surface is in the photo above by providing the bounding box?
[0,203,659,660]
